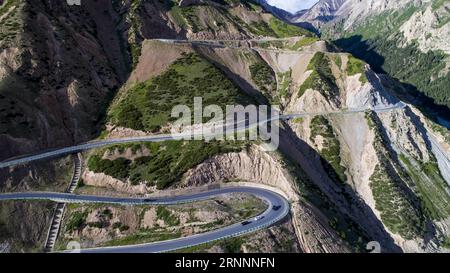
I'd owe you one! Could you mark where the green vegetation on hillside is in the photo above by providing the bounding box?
[346,55,368,83]
[399,154,450,220]
[298,52,339,102]
[428,120,450,144]
[442,236,450,249]
[88,156,131,180]
[366,112,426,240]
[0,0,22,48]
[277,69,292,101]
[156,206,180,226]
[102,230,182,247]
[333,4,450,116]
[255,36,319,51]
[168,3,188,28]
[0,0,18,22]
[66,211,88,232]
[370,163,425,240]
[333,54,342,69]
[256,40,285,49]
[334,4,420,40]
[280,154,370,252]
[109,52,250,132]
[432,0,449,11]
[124,0,144,68]
[249,60,277,101]
[338,35,450,110]
[310,116,347,184]
[247,17,313,38]
[267,18,310,38]
[291,37,320,50]
[87,141,248,189]
[175,5,205,33]
[58,194,267,250]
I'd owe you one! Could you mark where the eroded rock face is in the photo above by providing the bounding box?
[181,146,297,199]
[82,170,147,195]
[180,146,352,253]
[293,202,352,253]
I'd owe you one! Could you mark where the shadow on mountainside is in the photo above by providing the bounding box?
[334,35,450,128]
[278,122,403,253]
[294,21,320,35]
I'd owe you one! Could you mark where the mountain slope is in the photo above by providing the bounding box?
[1,0,449,253]
[85,31,450,252]
[113,0,314,66]
[288,0,450,123]
[266,43,450,251]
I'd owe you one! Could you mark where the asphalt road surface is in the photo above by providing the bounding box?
[0,186,290,253]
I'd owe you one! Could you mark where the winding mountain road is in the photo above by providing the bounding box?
[2,102,436,253]
[0,103,406,169]
[0,186,289,253]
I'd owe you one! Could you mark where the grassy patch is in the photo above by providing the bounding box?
[298,52,339,102]
[277,69,292,100]
[156,206,180,226]
[177,5,205,33]
[66,211,88,232]
[87,156,131,180]
[370,163,425,240]
[442,236,450,249]
[291,37,319,50]
[109,52,250,132]
[339,5,420,40]
[310,116,347,184]
[256,40,286,49]
[428,120,450,143]
[247,18,313,38]
[101,230,182,247]
[268,17,312,38]
[87,141,249,189]
[333,54,342,69]
[432,0,448,11]
[346,55,367,84]
[168,4,188,28]
[249,60,276,100]
[248,20,277,37]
